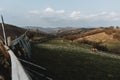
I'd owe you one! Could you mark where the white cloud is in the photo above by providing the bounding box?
[89,12,120,21]
[56,10,65,14]
[105,12,120,20]
[99,11,108,15]
[45,7,55,13]
[27,8,120,27]
[70,11,81,20]
[45,7,65,14]
[28,9,120,21]
[29,7,65,15]
[79,11,120,21]
[29,10,40,14]
[82,11,108,19]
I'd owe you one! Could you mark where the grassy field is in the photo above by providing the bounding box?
[31,39,120,80]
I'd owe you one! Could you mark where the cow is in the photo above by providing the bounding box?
[91,48,98,52]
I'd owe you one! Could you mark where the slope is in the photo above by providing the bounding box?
[31,39,120,80]
[72,27,120,54]
[0,23,26,39]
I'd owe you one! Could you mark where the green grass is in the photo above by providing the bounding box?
[103,40,120,54]
[31,40,120,80]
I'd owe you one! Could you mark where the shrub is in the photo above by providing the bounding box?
[113,33,120,40]
[78,39,108,51]
[109,47,120,54]
[104,28,116,35]
[63,35,78,41]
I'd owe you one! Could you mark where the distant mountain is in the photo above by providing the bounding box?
[24,26,82,35]
[24,26,60,34]
[56,27,95,37]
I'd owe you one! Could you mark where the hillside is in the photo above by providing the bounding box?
[24,26,61,34]
[58,27,120,54]
[0,23,26,39]
[56,28,95,37]
[75,32,114,42]
[31,39,120,80]
[74,28,120,54]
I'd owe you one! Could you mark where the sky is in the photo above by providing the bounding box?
[0,0,120,28]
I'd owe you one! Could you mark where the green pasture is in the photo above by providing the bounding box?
[31,40,120,80]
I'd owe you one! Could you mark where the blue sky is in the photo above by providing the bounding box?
[0,0,120,27]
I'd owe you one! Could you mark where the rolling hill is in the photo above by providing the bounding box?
[31,39,120,80]
[57,27,120,54]
[0,23,26,39]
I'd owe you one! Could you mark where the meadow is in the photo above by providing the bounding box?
[31,39,120,80]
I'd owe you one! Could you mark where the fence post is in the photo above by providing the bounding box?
[7,36,11,46]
